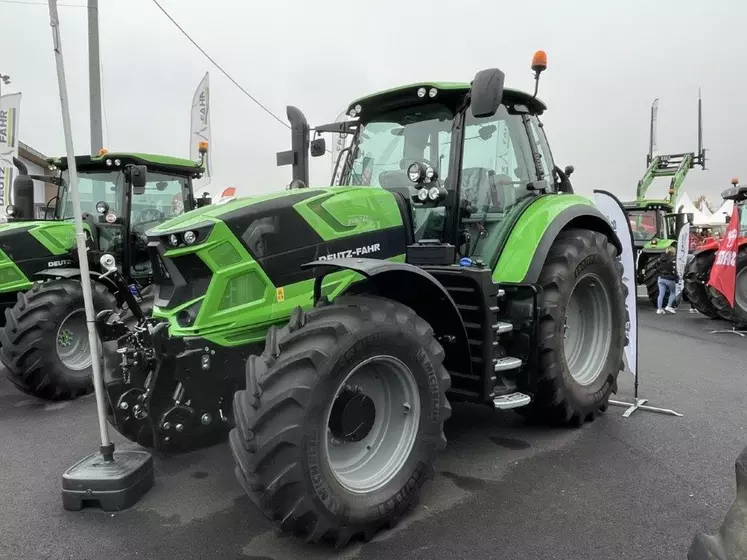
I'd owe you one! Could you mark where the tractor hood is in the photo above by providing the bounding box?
[145,185,410,342]
[0,220,81,293]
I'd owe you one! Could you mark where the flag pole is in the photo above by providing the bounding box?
[48,0,154,511]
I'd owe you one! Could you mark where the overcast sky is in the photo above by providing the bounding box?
[2,0,745,205]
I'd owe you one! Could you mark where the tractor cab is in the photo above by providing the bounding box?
[622,200,690,250]
[287,52,575,268]
[5,150,210,283]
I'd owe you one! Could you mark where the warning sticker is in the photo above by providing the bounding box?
[276,287,285,302]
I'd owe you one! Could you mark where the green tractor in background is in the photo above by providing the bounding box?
[97,51,628,547]
[0,149,211,400]
[623,97,705,305]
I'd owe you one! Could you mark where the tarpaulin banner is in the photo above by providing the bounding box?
[594,189,638,378]
[190,72,211,190]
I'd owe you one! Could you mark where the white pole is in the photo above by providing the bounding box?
[47,0,112,452]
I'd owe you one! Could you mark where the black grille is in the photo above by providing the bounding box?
[148,241,212,310]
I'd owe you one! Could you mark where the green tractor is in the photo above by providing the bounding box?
[0,150,211,400]
[623,97,705,305]
[97,52,628,546]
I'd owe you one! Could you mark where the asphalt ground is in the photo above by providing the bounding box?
[1,294,745,560]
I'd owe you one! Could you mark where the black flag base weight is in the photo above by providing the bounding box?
[62,444,154,512]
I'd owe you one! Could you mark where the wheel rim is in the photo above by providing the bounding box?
[324,355,421,495]
[563,273,613,386]
[735,267,747,312]
[56,309,94,373]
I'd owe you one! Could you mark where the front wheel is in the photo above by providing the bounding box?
[229,296,451,547]
[518,229,628,426]
[684,251,720,319]
[643,257,660,306]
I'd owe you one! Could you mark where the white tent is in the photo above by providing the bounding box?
[675,192,711,225]
[697,199,713,221]
[709,199,734,225]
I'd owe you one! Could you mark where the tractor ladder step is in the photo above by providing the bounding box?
[494,357,522,372]
[493,392,531,410]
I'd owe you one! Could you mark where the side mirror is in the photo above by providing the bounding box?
[470,68,505,119]
[126,164,148,193]
[564,165,575,177]
[196,192,212,208]
[310,138,326,157]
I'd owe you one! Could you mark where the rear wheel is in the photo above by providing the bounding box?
[0,279,116,400]
[684,251,720,319]
[518,229,627,426]
[709,246,747,327]
[230,295,450,547]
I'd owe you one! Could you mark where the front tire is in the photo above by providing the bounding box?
[230,295,451,547]
[518,229,628,426]
[643,256,660,306]
[0,279,116,401]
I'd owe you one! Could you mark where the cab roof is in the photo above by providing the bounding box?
[347,82,547,116]
[47,152,204,176]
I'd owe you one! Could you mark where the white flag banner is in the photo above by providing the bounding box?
[675,222,690,298]
[0,93,21,212]
[593,189,638,378]
[190,72,211,190]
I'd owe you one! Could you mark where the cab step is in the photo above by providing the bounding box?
[494,357,522,372]
[493,392,531,410]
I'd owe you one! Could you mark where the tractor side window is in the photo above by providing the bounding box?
[60,170,121,219]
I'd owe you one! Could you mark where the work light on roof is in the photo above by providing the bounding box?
[429,88,438,98]
[106,159,113,166]
[114,159,121,167]
[417,87,426,98]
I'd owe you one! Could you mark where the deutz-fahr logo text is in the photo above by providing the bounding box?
[48,259,74,268]
[318,243,381,261]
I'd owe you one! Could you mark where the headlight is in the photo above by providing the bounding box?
[114,159,121,166]
[96,201,109,214]
[169,234,179,246]
[417,87,426,98]
[183,230,197,245]
[408,162,423,183]
[105,159,112,166]
[417,188,429,201]
[429,88,438,98]
[5,204,16,216]
[425,166,435,180]
[428,186,440,201]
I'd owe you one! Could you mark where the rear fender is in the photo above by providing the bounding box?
[493,194,623,284]
[301,257,473,376]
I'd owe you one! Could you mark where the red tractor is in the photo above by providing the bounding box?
[684,179,747,324]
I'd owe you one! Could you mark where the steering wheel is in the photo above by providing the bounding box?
[134,208,163,225]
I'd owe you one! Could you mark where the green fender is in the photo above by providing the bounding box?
[492,194,623,284]
[642,238,675,252]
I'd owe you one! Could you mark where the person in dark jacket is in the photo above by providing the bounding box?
[655,246,678,314]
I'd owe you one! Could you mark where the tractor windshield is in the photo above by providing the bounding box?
[344,102,536,248]
[627,209,659,242]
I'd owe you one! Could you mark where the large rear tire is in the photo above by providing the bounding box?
[0,279,116,401]
[684,251,720,319]
[709,246,747,327]
[230,295,451,547]
[518,229,627,426]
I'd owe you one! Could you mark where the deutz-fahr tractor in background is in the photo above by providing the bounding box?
[623,97,705,305]
[0,149,211,400]
[684,179,747,323]
[96,51,628,547]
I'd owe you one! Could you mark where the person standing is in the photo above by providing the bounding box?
[655,246,678,314]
